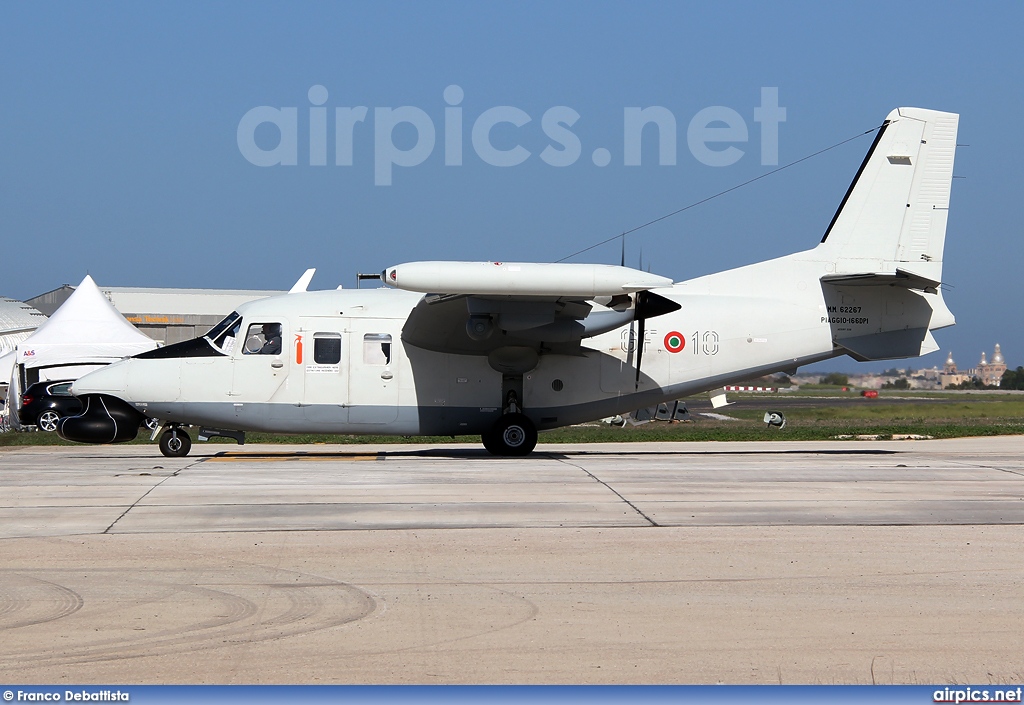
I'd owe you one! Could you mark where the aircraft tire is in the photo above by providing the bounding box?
[487,413,537,456]
[159,428,192,458]
[481,427,502,455]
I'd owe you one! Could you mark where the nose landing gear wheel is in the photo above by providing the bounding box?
[483,413,538,456]
[159,428,192,457]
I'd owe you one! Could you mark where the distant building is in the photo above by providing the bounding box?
[27,285,284,345]
[978,344,1007,386]
[940,345,1007,388]
[0,297,47,356]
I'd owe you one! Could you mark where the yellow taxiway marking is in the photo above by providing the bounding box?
[206,452,384,462]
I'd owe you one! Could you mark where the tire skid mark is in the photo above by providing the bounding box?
[0,568,376,667]
[258,584,322,628]
[1,583,259,665]
[0,593,28,618]
[0,573,84,630]
[359,582,539,657]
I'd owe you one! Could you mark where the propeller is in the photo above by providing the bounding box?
[634,294,646,390]
[632,289,682,390]
[620,233,681,389]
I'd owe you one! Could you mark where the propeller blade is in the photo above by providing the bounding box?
[634,292,646,389]
[620,234,626,267]
[631,289,680,389]
[634,316,646,389]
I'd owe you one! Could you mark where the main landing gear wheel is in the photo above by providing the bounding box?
[483,413,538,456]
[159,428,192,457]
[37,410,61,432]
[481,427,502,455]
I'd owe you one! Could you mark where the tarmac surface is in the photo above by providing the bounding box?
[1,436,1023,684]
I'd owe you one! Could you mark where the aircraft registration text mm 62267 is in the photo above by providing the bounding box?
[61,107,959,457]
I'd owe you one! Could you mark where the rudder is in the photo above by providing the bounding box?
[817,107,959,288]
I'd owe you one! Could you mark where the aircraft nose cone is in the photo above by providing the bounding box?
[72,360,130,396]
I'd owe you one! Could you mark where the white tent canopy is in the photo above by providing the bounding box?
[6,275,158,430]
[0,350,14,386]
[15,275,157,370]
[0,349,13,423]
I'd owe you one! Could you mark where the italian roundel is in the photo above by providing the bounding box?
[664,331,685,353]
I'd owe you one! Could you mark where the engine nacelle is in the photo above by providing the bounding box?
[57,394,144,444]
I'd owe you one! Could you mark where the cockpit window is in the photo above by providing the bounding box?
[243,322,283,355]
[206,312,242,354]
[206,311,240,341]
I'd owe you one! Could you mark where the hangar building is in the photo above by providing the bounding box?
[0,297,47,356]
[27,285,284,345]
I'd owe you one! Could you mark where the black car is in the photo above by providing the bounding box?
[19,380,83,431]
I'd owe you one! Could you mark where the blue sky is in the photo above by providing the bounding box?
[2,2,1021,373]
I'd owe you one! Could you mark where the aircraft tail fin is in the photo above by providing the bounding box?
[816,107,959,288]
[812,108,959,362]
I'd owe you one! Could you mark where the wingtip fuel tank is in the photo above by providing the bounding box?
[383,261,673,297]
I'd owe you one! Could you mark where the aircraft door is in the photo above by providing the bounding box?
[347,320,399,424]
[230,321,290,405]
[299,320,348,428]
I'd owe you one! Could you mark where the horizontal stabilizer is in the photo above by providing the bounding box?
[835,327,938,362]
[821,268,941,293]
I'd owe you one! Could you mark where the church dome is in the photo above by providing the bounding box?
[980,351,988,365]
[946,351,955,366]
[992,344,1004,364]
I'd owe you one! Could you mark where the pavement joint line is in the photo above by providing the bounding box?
[206,452,386,462]
[944,460,1024,478]
[102,457,204,534]
[545,453,659,527]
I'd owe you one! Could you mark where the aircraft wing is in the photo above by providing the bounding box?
[383,261,677,356]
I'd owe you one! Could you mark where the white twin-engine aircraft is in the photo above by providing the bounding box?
[63,107,959,457]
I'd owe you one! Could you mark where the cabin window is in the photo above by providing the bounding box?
[313,333,342,364]
[362,333,392,365]
[243,322,283,355]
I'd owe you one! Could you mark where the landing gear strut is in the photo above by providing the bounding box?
[482,385,538,456]
[159,427,192,457]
